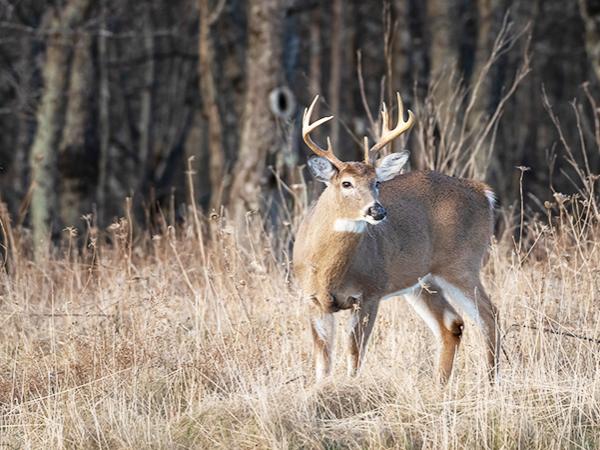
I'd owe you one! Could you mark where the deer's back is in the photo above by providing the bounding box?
[374,171,494,284]
[340,171,493,296]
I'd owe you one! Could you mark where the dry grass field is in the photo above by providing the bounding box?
[0,174,598,449]
[1,2,598,447]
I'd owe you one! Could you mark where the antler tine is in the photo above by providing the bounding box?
[381,101,389,134]
[302,96,345,170]
[363,136,370,163]
[367,92,415,160]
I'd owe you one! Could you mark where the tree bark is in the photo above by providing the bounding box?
[471,0,494,95]
[578,0,600,83]
[28,0,91,258]
[198,0,226,208]
[14,37,34,198]
[96,0,110,225]
[228,0,283,219]
[59,31,92,228]
[328,0,343,149]
[393,0,411,90]
[426,0,458,100]
[138,5,155,191]
[469,0,496,177]
[308,7,321,98]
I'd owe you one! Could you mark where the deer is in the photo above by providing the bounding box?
[292,93,499,383]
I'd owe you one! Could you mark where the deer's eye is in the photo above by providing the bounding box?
[342,181,353,189]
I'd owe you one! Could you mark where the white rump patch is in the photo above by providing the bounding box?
[484,189,496,209]
[432,276,483,328]
[333,219,367,233]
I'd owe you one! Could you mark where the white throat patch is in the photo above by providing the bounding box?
[333,219,367,233]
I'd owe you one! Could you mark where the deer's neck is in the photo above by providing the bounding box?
[307,192,365,289]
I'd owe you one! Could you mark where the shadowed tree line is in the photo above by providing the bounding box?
[0,0,599,256]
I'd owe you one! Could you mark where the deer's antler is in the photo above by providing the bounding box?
[302,96,346,170]
[365,92,415,163]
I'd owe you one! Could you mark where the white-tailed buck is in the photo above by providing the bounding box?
[293,93,498,383]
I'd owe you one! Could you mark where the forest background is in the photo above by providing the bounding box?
[1,0,600,252]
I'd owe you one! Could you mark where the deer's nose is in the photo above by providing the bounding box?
[367,202,387,221]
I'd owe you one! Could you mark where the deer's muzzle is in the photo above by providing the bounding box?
[366,202,387,222]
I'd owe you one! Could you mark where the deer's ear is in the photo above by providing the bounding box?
[376,151,410,181]
[308,157,337,183]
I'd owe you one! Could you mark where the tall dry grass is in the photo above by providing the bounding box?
[1,71,599,449]
[0,158,598,449]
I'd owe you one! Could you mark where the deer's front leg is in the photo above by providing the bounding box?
[347,298,380,376]
[309,295,337,381]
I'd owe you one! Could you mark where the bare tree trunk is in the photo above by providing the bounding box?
[198,0,225,208]
[28,0,91,258]
[393,0,411,91]
[387,0,412,155]
[469,0,496,176]
[228,0,283,219]
[184,110,210,203]
[14,37,34,198]
[305,6,322,156]
[328,0,343,148]
[471,0,494,98]
[96,0,110,225]
[308,7,321,98]
[426,0,458,100]
[579,0,600,83]
[138,5,155,190]
[59,32,92,228]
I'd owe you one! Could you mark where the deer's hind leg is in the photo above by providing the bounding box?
[434,275,499,380]
[405,288,464,383]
